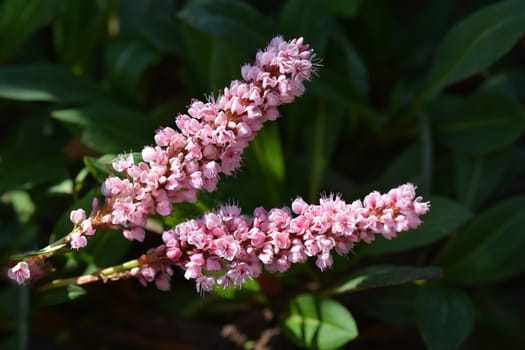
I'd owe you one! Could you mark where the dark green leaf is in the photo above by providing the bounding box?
[359,197,471,256]
[106,37,160,100]
[36,285,86,306]
[380,145,422,189]
[416,285,474,350]
[53,0,111,70]
[0,64,104,103]
[454,151,512,209]
[437,195,525,285]
[245,123,285,207]
[330,265,442,295]
[209,40,247,93]
[118,2,185,56]
[424,0,525,100]
[51,103,156,154]
[178,0,271,53]
[305,102,345,200]
[0,117,68,195]
[0,0,58,61]
[435,93,525,154]
[84,154,116,184]
[89,229,131,268]
[359,285,418,325]
[324,0,362,18]
[474,288,525,348]
[283,294,358,350]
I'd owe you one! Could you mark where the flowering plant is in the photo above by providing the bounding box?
[1,1,524,349]
[7,37,429,293]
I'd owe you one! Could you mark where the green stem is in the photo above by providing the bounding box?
[38,258,141,291]
[10,238,70,262]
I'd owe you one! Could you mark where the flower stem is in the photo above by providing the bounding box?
[38,258,142,291]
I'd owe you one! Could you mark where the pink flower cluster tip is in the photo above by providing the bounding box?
[132,183,429,293]
[67,36,316,247]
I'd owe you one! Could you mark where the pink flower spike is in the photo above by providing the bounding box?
[70,209,86,225]
[152,183,429,293]
[123,227,146,242]
[70,232,88,249]
[8,262,31,285]
[96,36,317,242]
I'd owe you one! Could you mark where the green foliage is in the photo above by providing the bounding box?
[1,0,524,348]
[416,285,475,350]
[283,294,358,349]
[329,265,442,295]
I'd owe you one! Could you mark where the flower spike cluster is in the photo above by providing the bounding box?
[72,36,317,247]
[6,37,431,295]
[130,183,430,293]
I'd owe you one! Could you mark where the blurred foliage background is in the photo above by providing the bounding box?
[1,0,525,349]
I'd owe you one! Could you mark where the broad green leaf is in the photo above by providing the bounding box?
[245,123,285,207]
[178,0,271,53]
[329,265,442,295]
[209,40,247,93]
[164,201,210,228]
[0,0,57,61]
[474,289,525,348]
[0,117,68,195]
[0,64,104,103]
[7,191,35,223]
[51,103,155,154]
[118,1,185,56]
[53,0,111,70]
[84,154,116,184]
[305,102,345,201]
[105,37,160,100]
[359,285,418,325]
[437,195,525,285]
[359,197,471,256]
[283,294,358,350]
[36,285,86,306]
[212,278,261,299]
[280,0,332,55]
[423,0,525,100]
[380,145,422,189]
[178,24,213,94]
[416,285,474,350]
[435,93,525,154]
[324,0,362,18]
[454,151,512,209]
[89,229,131,268]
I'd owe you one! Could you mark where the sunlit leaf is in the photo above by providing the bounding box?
[283,294,358,350]
[0,64,104,103]
[330,265,442,295]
